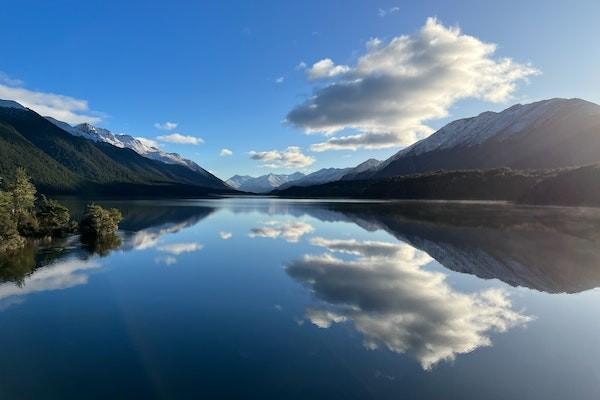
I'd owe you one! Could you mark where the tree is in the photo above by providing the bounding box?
[79,203,123,239]
[37,195,73,236]
[10,167,37,235]
[0,189,24,252]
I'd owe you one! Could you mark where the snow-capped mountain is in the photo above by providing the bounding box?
[277,159,383,190]
[227,172,305,193]
[45,119,209,175]
[277,168,351,190]
[0,100,230,192]
[358,98,600,179]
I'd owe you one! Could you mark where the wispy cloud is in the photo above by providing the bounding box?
[378,6,400,17]
[220,148,233,157]
[287,18,539,151]
[154,121,178,130]
[0,72,102,124]
[249,146,314,168]
[158,133,204,145]
[275,77,285,84]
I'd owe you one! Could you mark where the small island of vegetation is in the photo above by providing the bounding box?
[0,168,123,254]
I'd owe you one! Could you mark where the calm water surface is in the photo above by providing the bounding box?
[1,198,600,399]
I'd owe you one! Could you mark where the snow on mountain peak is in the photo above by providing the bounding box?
[45,118,207,174]
[384,98,593,167]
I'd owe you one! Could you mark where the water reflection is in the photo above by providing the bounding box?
[1,198,600,396]
[0,258,101,308]
[287,237,531,370]
[313,202,600,293]
[0,202,217,307]
[249,220,314,243]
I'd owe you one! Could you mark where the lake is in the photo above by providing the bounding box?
[1,198,600,399]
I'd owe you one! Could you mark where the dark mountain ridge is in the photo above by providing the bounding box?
[0,102,233,196]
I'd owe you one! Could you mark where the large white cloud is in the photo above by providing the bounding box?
[249,146,315,168]
[287,18,539,151]
[0,74,102,124]
[287,237,532,370]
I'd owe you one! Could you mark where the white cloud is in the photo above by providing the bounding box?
[378,6,400,17]
[157,133,204,145]
[154,121,178,130]
[287,237,532,370]
[307,59,351,80]
[287,17,539,151]
[296,61,307,70]
[220,148,233,157]
[219,231,233,240]
[0,73,102,124]
[276,77,285,84]
[249,146,315,169]
[249,221,314,243]
[157,242,203,255]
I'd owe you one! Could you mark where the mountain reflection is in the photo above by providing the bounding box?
[310,202,600,294]
[286,237,531,370]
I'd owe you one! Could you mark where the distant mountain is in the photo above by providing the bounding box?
[275,159,382,191]
[227,172,305,193]
[0,100,232,195]
[355,98,600,179]
[340,159,381,180]
[277,168,350,190]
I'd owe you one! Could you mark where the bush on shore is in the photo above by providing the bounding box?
[79,203,123,240]
[0,168,123,254]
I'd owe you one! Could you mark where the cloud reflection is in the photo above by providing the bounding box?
[287,237,532,370]
[0,259,101,307]
[157,243,203,255]
[249,221,314,243]
[128,221,195,251]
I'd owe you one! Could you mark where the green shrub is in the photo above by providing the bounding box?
[79,203,123,239]
[37,195,74,236]
[0,189,24,252]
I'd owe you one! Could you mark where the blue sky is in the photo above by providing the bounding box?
[1,0,599,179]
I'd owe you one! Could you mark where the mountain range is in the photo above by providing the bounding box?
[4,96,600,205]
[227,159,382,193]
[0,100,232,196]
[355,98,600,179]
[275,98,600,206]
